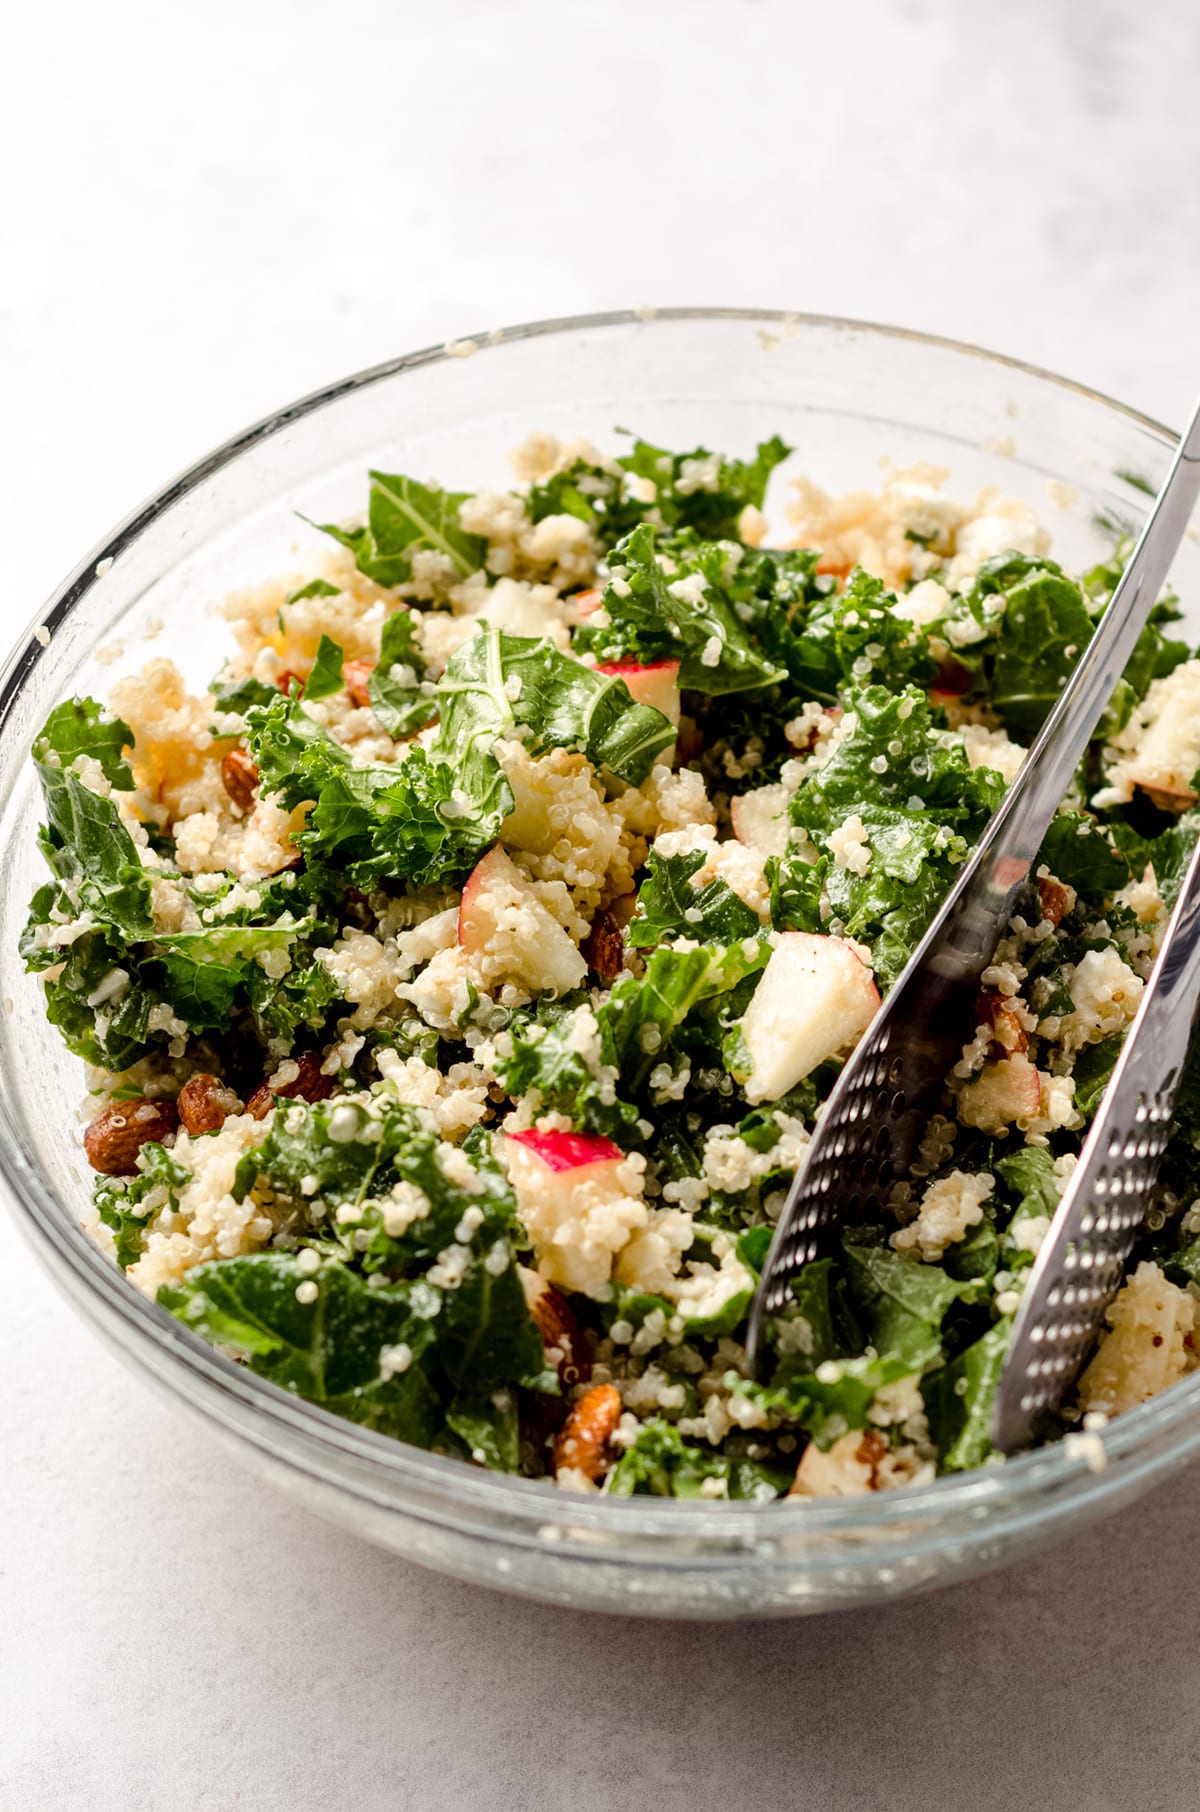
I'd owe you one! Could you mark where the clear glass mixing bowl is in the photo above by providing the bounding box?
[4,310,1199,1619]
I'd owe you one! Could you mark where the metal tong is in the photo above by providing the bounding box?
[748,394,1200,1452]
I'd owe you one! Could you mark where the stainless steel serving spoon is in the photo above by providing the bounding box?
[747,394,1200,1452]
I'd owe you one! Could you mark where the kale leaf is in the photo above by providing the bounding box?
[244,692,509,889]
[933,554,1094,738]
[246,626,673,887]
[1037,811,1129,898]
[527,435,790,553]
[367,610,436,738]
[773,684,1003,986]
[437,625,674,784]
[598,941,771,1096]
[495,1001,640,1141]
[445,1387,520,1472]
[303,634,345,702]
[604,1419,788,1500]
[315,471,486,587]
[34,697,134,789]
[574,524,788,695]
[615,434,790,541]
[285,578,341,603]
[922,1321,1010,1472]
[628,849,761,948]
[94,1142,190,1270]
[755,566,936,705]
[160,1254,444,1444]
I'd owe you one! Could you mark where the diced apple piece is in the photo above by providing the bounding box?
[574,588,603,618]
[957,1053,1043,1132]
[739,932,880,1104]
[596,659,682,729]
[457,845,587,995]
[499,756,559,855]
[506,1127,646,1296]
[509,1128,625,1172]
[730,783,791,858]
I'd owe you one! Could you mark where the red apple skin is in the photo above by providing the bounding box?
[508,1128,625,1172]
[457,844,509,951]
[596,660,682,727]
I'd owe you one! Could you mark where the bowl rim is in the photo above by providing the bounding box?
[4,304,1197,1551]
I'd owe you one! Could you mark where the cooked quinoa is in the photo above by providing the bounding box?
[26,429,1200,1498]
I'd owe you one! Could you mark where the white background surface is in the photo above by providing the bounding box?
[4,2,1200,1806]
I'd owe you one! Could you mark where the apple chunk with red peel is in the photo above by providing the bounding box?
[596,660,681,728]
[739,932,881,1104]
[730,784,791,858]
[508,1128,625,1172]
[458,845,587,995]
[506,1128,645,1295]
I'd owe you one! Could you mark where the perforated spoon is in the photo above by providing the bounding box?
[747,394,1200,1441]
[993,823,1200,1451]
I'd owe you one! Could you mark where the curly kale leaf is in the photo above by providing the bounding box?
[160,1254,444,1444]
[937,551,1186,741]
[605,1419,789,1500]
[34,697,135,790]
[437,625,674,783]
[773,685,1004,986]
[225,1106,545,1397]
[628,849,761,948]
[28,700,155,945]
[738,1235,978,1448]
[94,1142,190,1270]
[246,626,672,885]
[245,692,509,889]
[527,458,640,546]
[753,566,937,706]
[598,941,771,1096]
[367,610,436,738]
[574,524,788,696]
[527,435,790,553]
[495,1001,640,1140]
[229,1097,506,1256]
[314,471,486,587]
[615,434,791,542]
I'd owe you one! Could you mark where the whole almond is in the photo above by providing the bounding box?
[246,1050,334,1121]
[221,747,260,814]
[553,1383,622,1484]
[177,1073,242,1136]
[84,1097,180,1176]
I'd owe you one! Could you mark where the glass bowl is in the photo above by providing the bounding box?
[4,310,1199,1620]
